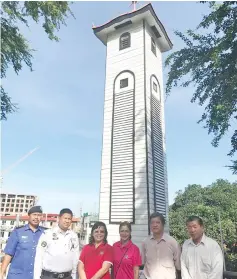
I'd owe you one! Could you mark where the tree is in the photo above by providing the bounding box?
[1,1,73,120]
[169,179,237,271]
[165,2,237,173]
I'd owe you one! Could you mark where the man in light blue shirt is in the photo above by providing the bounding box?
[1,206,44,279]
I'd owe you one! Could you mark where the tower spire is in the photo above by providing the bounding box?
[132,1,137,11]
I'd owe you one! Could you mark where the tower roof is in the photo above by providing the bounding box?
[92,3,172,52]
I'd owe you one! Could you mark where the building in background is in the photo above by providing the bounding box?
[1,193,37,216]
[93,3,172,246]
[0,213,80,251]
[79,213,99,248]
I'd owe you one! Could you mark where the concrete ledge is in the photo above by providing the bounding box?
[138,268,237,279]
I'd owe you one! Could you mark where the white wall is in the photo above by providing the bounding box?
[99,18,169,248]
[144,21,169,223]
[100,21,149,247]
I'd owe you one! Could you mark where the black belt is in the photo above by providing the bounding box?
[42,270,71,278]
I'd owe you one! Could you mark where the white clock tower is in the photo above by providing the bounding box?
[93,3,172,246]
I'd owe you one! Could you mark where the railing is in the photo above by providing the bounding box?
[138,269,237,279]
[224,271,237,279]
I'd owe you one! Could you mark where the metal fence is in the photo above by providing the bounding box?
[138,270,237,279]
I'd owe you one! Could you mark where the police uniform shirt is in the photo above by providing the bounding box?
[34,225,79,279]
[3,224,44,279]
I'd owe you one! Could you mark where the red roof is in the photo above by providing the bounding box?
[0,214,80,222]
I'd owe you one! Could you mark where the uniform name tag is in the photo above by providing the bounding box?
[52,233,58,240]
[22,236,28,239]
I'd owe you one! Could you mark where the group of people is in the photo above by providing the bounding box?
[0,206,224,279]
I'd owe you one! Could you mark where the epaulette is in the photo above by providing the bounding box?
[40,226,49,230]
[15,225,24,229]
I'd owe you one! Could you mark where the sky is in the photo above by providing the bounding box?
[1,1,235,216]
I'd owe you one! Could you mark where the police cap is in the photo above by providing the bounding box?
[28,205,43,215]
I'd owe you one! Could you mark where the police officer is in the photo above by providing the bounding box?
[34,208,79,279]
[0,206,44,279]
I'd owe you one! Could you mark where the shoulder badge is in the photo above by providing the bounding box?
[69,237,78,250]
[41,241,47,247]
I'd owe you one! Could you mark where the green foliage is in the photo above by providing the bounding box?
[227,160,237,175]
[226,253,237,272]
[0,87,18,121]
[0,1,73,120]
[169,179,237,271]
[165,2,237,173]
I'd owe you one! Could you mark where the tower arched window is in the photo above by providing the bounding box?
[151,37,156,56]
[151,75,161,102]
[119,32,131,50]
